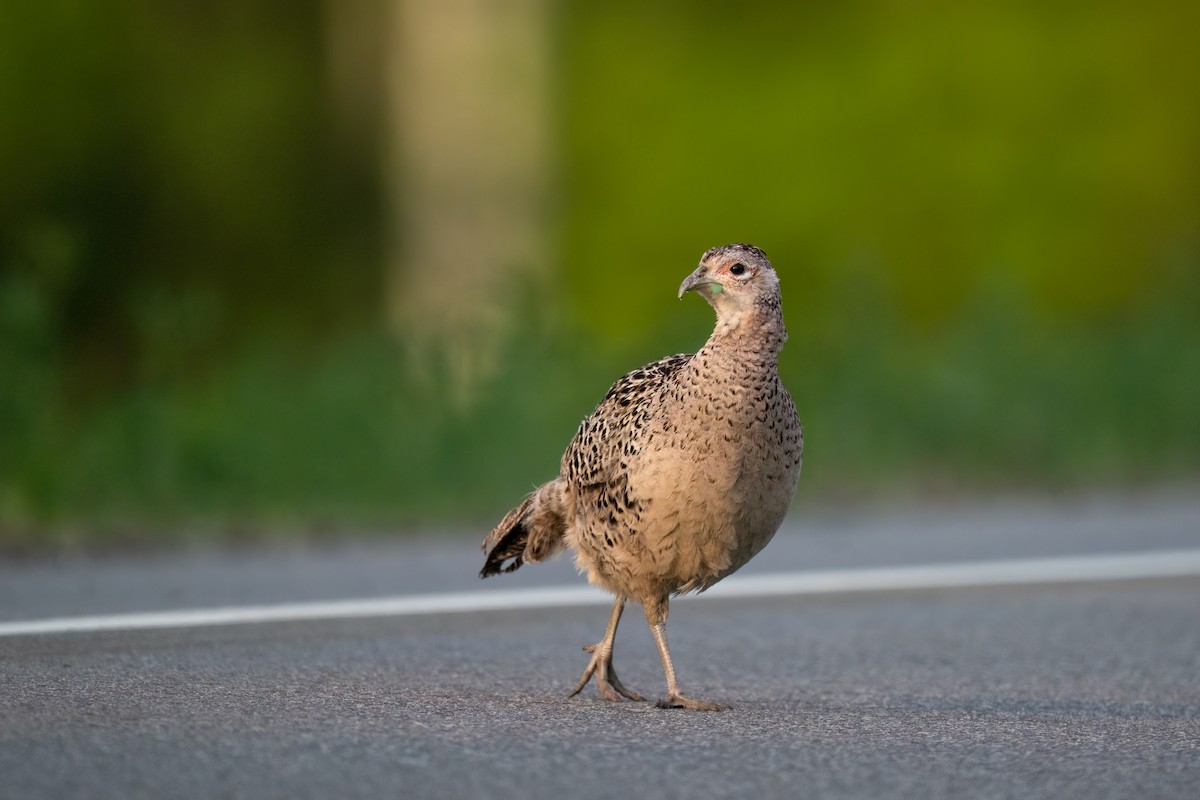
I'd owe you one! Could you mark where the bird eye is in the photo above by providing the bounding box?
[730,262,747,276]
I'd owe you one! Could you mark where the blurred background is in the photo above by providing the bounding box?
[1,0,1197,549]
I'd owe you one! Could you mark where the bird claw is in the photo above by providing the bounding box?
[568,645,646,702]
[655,694,729,712]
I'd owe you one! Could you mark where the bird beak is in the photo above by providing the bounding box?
[678,266,717,299]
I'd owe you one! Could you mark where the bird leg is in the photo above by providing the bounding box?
[569,595,646,702]
[645,598,729,711]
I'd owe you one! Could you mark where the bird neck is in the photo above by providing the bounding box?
[708,302,788,358]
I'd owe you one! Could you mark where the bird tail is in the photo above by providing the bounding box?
[480,479,568,578]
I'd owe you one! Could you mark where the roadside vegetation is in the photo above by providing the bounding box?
[2,1,1198,548]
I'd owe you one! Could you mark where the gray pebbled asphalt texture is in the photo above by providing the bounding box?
[2,492,1199,799]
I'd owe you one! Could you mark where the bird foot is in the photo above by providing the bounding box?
[568,644,646,702]
[655,693,729,712]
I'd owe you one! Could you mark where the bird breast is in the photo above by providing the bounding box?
[571,347,802,598]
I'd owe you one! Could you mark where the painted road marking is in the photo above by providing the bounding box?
[2,548,1199,637]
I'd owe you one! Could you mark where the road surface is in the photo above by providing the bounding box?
[2,490,1198,799]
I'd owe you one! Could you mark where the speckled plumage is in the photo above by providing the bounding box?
[481,243,803,710]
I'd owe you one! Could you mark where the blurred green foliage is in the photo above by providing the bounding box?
[2,1,1199,547]
[560,0,1200,334]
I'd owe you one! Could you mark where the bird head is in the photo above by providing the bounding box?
[678,244,783,341]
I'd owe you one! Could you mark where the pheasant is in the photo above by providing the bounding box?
[480,243,803,710]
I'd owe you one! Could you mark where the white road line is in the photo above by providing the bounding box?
[2,548,1199,638]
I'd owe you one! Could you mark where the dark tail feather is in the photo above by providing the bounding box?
[480,480,568,579]
[480,496,534,578]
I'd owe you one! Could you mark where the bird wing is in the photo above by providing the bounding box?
[561,352,692,499]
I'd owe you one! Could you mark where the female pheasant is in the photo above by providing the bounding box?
[481,243,803,710]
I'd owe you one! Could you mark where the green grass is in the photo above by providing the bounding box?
[2,286,1197,550]
[4,1,1200,550]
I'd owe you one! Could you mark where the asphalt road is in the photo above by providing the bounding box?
[2,490,1199,799]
